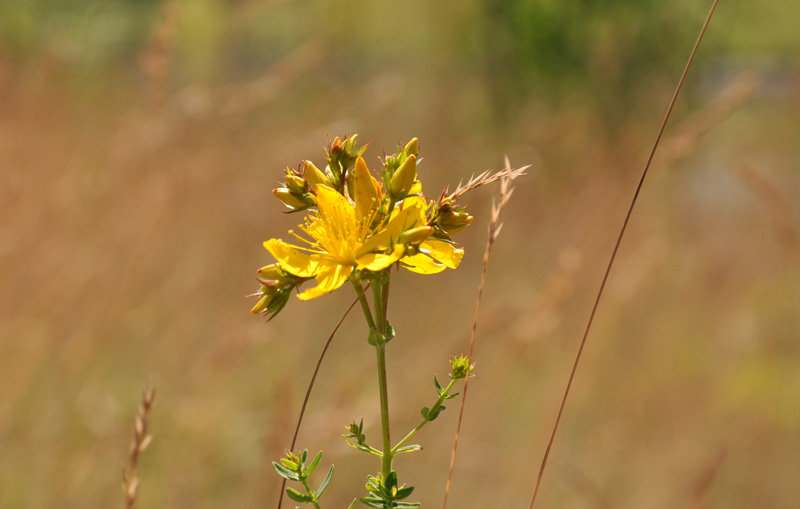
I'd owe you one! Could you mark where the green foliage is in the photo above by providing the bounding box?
[470,0,707,120]
[272,450,334,508]
[343,419,383,457]
[360,472,420,509]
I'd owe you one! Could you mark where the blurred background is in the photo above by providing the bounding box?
[1,0,798,507]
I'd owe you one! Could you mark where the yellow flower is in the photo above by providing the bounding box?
[391,182,465,275]
[264,170,423,300]
[262,155,466,301]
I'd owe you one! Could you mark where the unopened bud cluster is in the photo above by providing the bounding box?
[272,134,368,212]
[249,263,304,320]
[449,354,475,380]
[430,197,474,236]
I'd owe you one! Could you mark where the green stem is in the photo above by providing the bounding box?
[372,282,385,337]
[381,278,390,329]
[350,278,376,331]
[375,342,392,479]
[371,277,393,479]
[392,379,457,454]
[299,477,322,509]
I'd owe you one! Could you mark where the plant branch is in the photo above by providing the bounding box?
[392,379,457,454]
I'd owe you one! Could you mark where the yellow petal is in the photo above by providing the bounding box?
[361,203,422,254]
[400,253,446,274]
[297,264,352,300]
[420,240,464,269]
[263,239,320,277]
[315,184,357,225]
[357,244,405,271]
[353,157,382,221]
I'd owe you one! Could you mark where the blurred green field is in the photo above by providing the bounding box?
[1,1,799,507]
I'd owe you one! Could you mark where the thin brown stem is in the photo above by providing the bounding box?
[443,158,520,508]
[276,297,360,509]
[528,1,720,507]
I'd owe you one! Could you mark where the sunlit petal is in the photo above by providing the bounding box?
[357,244,405,271]
[297,264,353,300]
[264,239,320,277]
[400,253,446,274]
[420,240,464,269]
[316,184,357,225]
[361,204,421,253]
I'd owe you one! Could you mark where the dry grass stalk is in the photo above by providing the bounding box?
[446,162,528,202]
[122,387,156,509]
[442,157,523,509]
[528,1,720,506]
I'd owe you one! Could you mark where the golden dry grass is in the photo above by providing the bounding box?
[1,6,799,507]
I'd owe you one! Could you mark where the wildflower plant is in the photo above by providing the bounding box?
[252,134,520,507]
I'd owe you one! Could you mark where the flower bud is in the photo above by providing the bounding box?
[249,284,292,319]
[273,188,314,211]
[250,293,273,314]
[449,354,475,380]
[284,174,307,195]
[438,210,473,235]
[326,134,366,177]
[353,157,383,218]
[302,160,331,191]
[403,137,419,156]
[434,200,473,235]
[257,263,284,281]
[389,154,417,198]
[397,226,434,245]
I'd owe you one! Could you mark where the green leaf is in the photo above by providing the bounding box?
[385,471,398,491]
[272,462,300,481]
[368,329,382,345]
[394,444,422,454]
[345,441,383,457]
[300,449,309,465]
[306,451,322,476]
[316,465,334,498]
[420,407,430,420]
[429,406,445,421]
[395,486,415,499]
[384,322,396,342]
[433,374,443,394]
[444,392,459,400]
[286,487,312,503]
[348,499,357,509]
[360,497,385,508]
